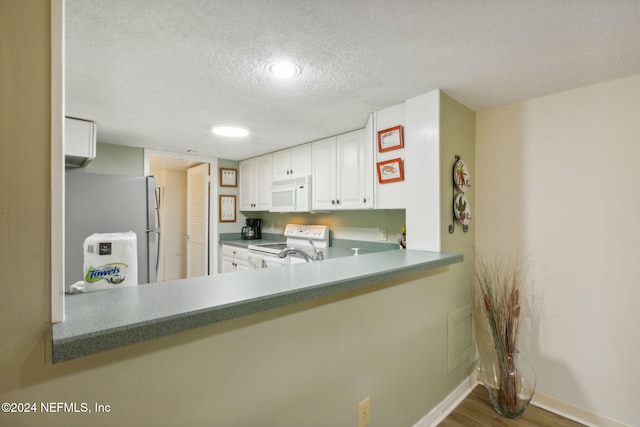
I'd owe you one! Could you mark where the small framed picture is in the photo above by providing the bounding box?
[219,195,236,222]
[377,125,404,152]
[220,168,237,187]
[376,158,404,184]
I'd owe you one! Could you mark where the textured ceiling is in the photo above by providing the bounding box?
[66,0,640,161]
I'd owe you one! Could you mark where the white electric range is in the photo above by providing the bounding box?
[247,224,329,269]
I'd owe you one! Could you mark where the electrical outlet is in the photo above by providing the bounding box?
[379,228,388,241]
[358,396,370,427]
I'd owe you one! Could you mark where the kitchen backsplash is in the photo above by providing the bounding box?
[252,209,406,245]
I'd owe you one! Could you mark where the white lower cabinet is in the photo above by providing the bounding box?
[221,244,249,274]
[312,127,373,210]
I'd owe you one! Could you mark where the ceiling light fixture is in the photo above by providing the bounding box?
[267,61,301,78]
[211,125,250,137]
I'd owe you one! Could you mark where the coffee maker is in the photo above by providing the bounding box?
[241,218,262,240]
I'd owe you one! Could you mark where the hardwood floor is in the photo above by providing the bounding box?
[438,386,586,426]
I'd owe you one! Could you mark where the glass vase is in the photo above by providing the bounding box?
[479,352,536,418]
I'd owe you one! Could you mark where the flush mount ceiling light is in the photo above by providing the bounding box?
[211,125,250,137]
[267,61,301,78]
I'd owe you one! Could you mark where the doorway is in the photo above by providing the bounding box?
[146,151,218,280]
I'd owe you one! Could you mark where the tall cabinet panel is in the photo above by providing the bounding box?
[311,137,337,210]
[239,154,272,211]
[254,154,272,209]
[337,129,366,209]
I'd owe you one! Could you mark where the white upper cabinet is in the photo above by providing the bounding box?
[65,117,96,168]
[312,126,373,210]
[239,154,272,211]
[311,136,338,210]
[337,129,366,209]
[272,143,312,180]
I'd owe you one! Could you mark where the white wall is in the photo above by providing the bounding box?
[375,103,407,209]
[476,74,640,426]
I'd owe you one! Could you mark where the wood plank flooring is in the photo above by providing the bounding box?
[438,386,586,426]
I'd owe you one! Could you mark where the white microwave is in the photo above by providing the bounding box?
[270,176,311,212]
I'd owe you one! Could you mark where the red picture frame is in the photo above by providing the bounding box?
[376,158,404,184]
[377,125,404,152]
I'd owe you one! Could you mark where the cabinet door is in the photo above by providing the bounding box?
[311,137,337,210]
[337,129,366,209]
[290,143,312,178]
[236,260,249,272]
[238,159,255,210]
[254,154,272,210]
[222,256,236,274]
[65,117,96,158]
[272,149,291,181]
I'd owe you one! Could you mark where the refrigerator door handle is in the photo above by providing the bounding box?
[146,176,161,283]
[146,229,161,277]
[152,185,161,278]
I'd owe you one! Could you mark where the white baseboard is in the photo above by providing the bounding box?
[413,377,630,427]
[532,392,631,427]
[413,374,478,427]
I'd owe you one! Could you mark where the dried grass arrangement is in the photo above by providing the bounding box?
[475,252,526,357]
[475,252,535,417]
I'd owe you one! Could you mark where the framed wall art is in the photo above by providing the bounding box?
[219,195,236,222]
[220,167,237,187]
[376,157,404,184]
[377,125,404,152]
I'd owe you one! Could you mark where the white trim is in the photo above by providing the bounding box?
[143,149,218,176]
[51,0,64,324]
[532,392,631,427]
[412,372,631,427]
[413,373,478,427]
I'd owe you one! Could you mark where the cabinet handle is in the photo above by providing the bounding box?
[363,198,367,203]
[331,200,335,205]
[336,199,340,205]
[286,170,290,175]
[289,169,293,174]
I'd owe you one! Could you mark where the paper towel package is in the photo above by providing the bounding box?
[83,231,138,292]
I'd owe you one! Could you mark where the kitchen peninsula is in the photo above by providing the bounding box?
[52,249,461,363]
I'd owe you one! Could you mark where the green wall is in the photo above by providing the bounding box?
[66,142,144,176]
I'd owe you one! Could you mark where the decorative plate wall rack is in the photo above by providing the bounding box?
[449,155,471,234]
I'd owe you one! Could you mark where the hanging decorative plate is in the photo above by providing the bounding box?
[454,193,471,226]
[453,158,470,192]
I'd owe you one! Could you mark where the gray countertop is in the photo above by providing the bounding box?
[52,249,462,363]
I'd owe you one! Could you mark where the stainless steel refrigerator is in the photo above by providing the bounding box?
[65,173,161,291]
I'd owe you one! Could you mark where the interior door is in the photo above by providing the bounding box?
[187,163,209,277]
